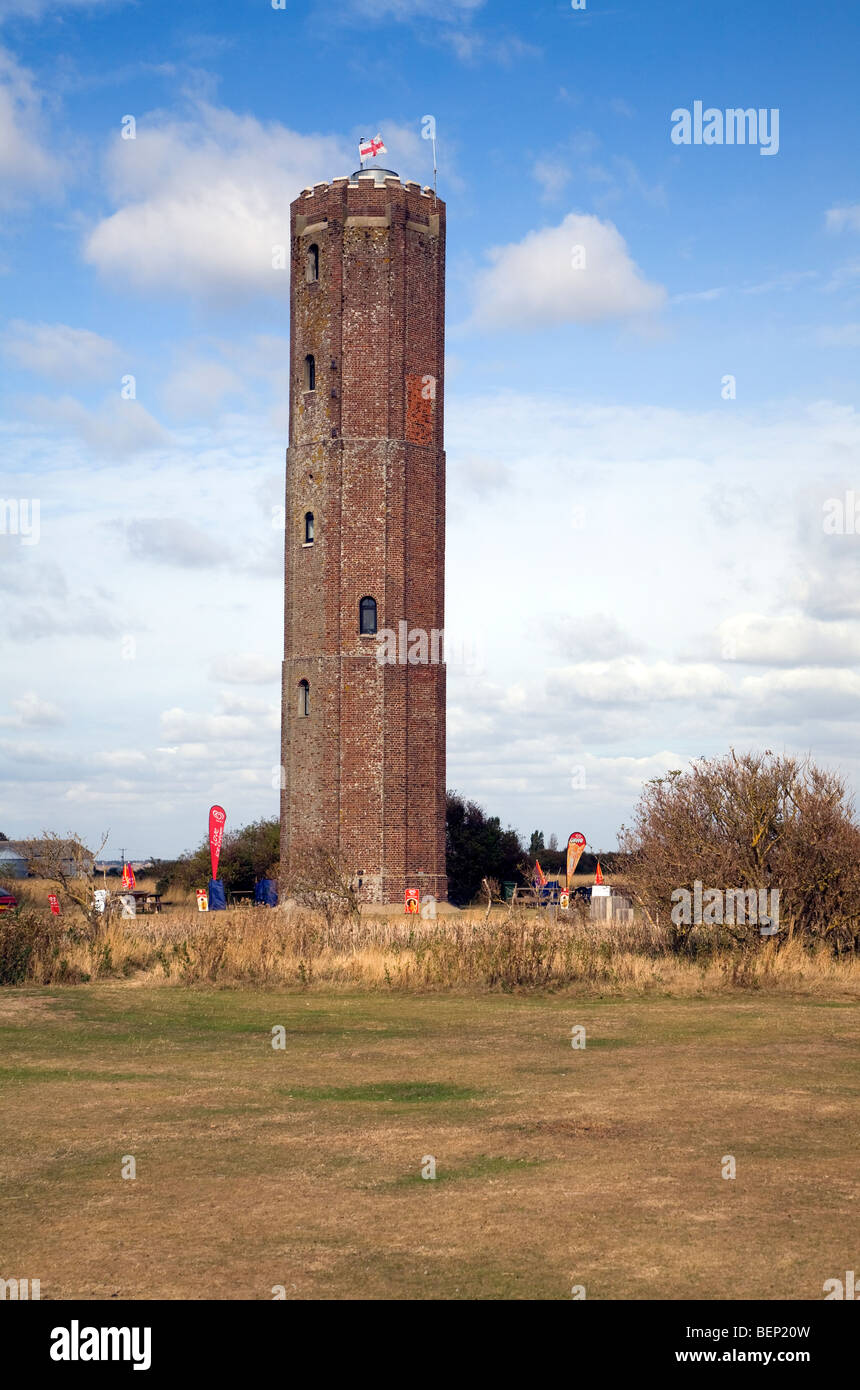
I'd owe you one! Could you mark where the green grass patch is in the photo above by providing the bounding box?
[285,1080,483,1104]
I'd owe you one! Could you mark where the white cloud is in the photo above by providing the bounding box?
[211,653,280,684]
[0,47,63,203]
[2,321,122,383]
[547,659,730,705]
[546,615,644,661]
[160,703,278,741]
[741,667,860,723]
[126,519,234,570]
[718,612,860,666]
[826,204,860,233]
[25,394,168,457]
[84,104,353,296]
[470,213,666,329]
[532,157,572,201]
[0,691,63,726]
[160,357,246,420]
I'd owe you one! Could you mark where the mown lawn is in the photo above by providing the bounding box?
[0,985,857,1300]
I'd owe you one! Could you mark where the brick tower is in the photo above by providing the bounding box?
[280,165,447,905]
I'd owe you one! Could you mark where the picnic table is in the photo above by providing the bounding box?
[125,890,162,914]
[509,884,561,910]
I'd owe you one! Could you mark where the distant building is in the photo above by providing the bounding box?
[6,839,95,878]
[0,845,27,879]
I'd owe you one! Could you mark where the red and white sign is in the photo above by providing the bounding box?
[209,805,227,880]
[405,888,420,914]
[48,894,60,916]
[559,891,570,910]
[196,889,209,913]
[566,831,587,889]
[359,133,387,161]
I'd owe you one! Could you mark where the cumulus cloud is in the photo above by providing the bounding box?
[2,321,122,384]
[0,691,63,726]
[160,703,278,740]
[741,668,860,723]
[470,213,666,329]
[718,612,860,666]
[84,104,353,296]
[547,659,730,705]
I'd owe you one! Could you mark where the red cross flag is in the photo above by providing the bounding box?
[359,133,387,162]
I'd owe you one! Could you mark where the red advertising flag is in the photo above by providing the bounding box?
[209,805,227,880]
[594,860,604,885]
[48,894,60,915]
[566,832,587,889]
[122,863,136,890]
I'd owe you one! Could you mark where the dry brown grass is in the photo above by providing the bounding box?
[1,984,857,1299]
[8,896,860,997]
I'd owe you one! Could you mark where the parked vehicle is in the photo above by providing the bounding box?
[0,884,18,913]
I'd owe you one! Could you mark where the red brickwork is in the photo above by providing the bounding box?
[280,173,447,903]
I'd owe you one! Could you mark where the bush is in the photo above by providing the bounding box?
[0,908,63,985]
[171,818,280,893]
[620,750,860,952]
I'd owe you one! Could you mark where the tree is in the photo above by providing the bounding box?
[284,845,360,927]
[548,833,559,852]
[446,792,524,906]
[19,830,106,937]
[620,750,860,950]
[528,830,545,857]
[0,831,7,841]
[171,818,280,892]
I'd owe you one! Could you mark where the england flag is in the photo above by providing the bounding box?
[359,133,387,162]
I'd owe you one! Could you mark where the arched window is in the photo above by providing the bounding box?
[298,680,310,717]
[306,243,319,282]
[304,511,314,544]
[304,354,316,391]
[359,596,378,635]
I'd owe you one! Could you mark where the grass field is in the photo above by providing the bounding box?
[1,983,857,1300]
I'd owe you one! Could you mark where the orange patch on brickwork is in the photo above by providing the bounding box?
[406,374,435,445]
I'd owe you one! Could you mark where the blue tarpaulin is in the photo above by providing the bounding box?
[254,878,278,907]
[208,878,227,911]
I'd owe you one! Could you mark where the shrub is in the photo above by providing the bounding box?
[620,749,860,952]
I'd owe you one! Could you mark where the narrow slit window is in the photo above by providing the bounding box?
[304,512,314,544]
[298,680,310,717]
[306,243,319,282]
[359,596,378,635]
[304,354,316,391]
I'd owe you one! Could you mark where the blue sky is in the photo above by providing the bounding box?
[2,0,860,859]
